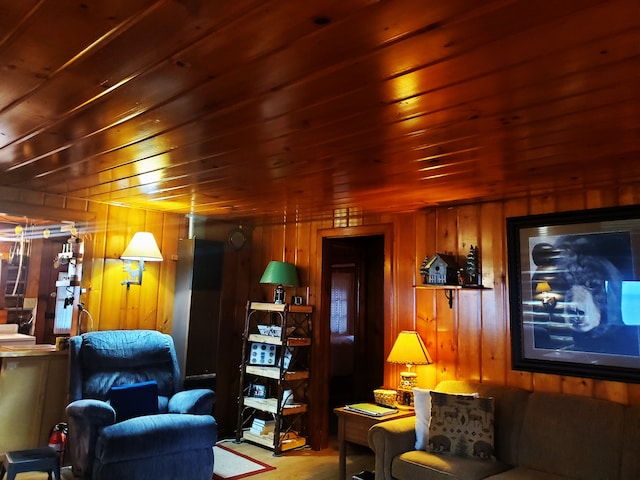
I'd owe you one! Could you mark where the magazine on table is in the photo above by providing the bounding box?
[344,402,398,417]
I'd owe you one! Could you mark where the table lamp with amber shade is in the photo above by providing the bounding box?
[387,330,432,407]
[535,281,556,312]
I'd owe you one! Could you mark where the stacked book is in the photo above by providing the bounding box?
[250,418,276,436]
[266,430,297,441]
[266,429,306,449]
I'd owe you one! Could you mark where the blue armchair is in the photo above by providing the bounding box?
[65,330,217,479]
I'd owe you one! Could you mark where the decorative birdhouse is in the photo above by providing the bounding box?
[420,253,458,285]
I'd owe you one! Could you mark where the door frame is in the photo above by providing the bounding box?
[309,224,394,450]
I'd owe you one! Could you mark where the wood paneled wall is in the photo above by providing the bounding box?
[0,185,185,335]
[4,182,640,443]
[249,184,640,427]
[83,202,184,334]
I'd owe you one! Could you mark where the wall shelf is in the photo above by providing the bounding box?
[414,284,488,308]
[236,301,313,455]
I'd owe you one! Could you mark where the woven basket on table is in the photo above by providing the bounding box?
[373,389,397,407]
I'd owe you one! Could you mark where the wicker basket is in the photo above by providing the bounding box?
[373,388,397,407]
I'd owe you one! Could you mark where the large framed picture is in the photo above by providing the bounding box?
[507,205,640,383]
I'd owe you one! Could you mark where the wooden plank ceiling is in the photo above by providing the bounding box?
[0,0,638,222]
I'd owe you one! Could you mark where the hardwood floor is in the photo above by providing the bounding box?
[17,436,375,480]
[216,437,375,480]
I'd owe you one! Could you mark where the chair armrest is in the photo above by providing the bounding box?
[368,416,416,480]
[65,399,116,477]
[168,388,215,414]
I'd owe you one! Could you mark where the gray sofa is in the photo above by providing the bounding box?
[369,380,640,480]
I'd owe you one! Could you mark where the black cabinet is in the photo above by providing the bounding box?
[171,238,223,386]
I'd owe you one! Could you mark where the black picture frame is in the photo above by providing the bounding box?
[248,383,267,398]
[507,204,640,383]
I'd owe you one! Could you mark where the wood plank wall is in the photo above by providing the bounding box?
[0,185,185,335]
[84,202,184,334]
[249,184,640,421]
[4,182,640,442]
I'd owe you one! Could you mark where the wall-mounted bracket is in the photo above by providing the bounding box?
[443,289,454,308]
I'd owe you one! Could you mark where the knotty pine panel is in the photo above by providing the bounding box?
[294,220,312,294]
[389,213,419,389]
[97,259,126,331]
[457,288,481,382]
[478,202,507,384]
[455,204,482,382]
[415,208,439,388]
[156,213,181,333]
[503,197,533,392]
[394,212,417,332]
[82,203,107,335]
[433,207,459,383]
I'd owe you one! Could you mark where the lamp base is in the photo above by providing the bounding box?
[395,372,418,408]
[273,284,286,304]
[399,371,418,389]
[396,388,415,408]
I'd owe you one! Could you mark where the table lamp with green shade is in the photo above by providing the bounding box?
[259,261,299,304]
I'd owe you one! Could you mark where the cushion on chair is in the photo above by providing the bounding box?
[76,330,181,400]
[168,388,215,414]
[108,380,159,421]
[94,414,217,464]
[80,331,172,368]
[427,391,496,461]
[414,388,479,451]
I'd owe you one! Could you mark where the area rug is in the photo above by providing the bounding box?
[213,443,276,480]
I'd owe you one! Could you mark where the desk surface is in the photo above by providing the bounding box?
[0,345,64,358]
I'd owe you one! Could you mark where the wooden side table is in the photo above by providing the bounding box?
[334,406,414,480]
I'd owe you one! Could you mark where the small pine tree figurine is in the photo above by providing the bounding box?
[465,245,480,285]
[420,256,429,284]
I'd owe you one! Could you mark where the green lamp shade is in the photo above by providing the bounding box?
[259,261,299,287]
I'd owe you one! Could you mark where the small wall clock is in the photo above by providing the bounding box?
[228,226,246,250]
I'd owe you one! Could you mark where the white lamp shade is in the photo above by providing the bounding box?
[120,232,163,261]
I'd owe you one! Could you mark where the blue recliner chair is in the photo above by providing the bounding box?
[65,330,217,479]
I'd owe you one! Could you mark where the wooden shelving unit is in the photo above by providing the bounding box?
[0,259,31,329]
[235,301,313,454]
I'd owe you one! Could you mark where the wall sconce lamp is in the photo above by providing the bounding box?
[259,261,299,304]
[387,330,433,407]
[120,232,163,289]
[535,281,556,313]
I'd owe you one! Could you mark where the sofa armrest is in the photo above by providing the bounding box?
[168,388,215,414]
[368,416,416,480]
[66,399,117,477]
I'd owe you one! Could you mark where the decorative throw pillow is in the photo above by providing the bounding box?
[427,391,495,461]
[413,388,432,450]
[108,380,159,422]
[414,389,479,451]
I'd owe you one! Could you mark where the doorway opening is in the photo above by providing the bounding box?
[324,235,385,434]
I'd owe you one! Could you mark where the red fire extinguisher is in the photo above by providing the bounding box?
[48,422,68,464]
